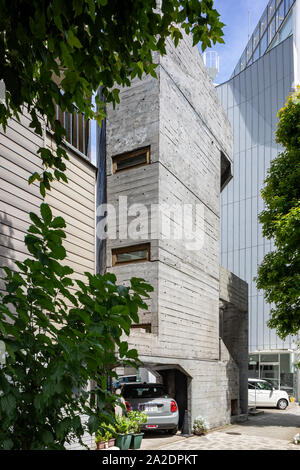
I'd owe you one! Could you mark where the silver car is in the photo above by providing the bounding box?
[121,383,179,434]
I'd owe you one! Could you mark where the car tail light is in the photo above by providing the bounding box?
[170,400,177,413]
[125,401,131,412]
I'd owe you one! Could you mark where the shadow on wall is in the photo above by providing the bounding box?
[219,267,249,416]
[0,212,16,293]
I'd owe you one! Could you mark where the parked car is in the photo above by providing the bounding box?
[113,375,139,390]
[248,378,289,410]
[120,383,179,434]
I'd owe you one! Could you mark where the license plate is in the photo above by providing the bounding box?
[146,406,157,412]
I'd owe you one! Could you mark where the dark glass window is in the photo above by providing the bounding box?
[112,147,150,173]
[256,381,273,391]
[112,243,150,266]
[122,384,168,399]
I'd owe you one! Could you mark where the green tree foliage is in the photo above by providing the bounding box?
[0,204,153,449]
[0,0,224,193]
[256,87,300,339]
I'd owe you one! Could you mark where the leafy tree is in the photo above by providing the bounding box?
[256,87,300,340]
[0,0,225,194]
[0,204,153,449]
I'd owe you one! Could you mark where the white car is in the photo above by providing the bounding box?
[248,379,289,410]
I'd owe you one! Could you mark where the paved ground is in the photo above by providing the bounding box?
[141,404,300,450]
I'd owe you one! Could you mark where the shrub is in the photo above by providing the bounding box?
[127,411,148,434]
[0,203,153,450]
[193,416,209,435]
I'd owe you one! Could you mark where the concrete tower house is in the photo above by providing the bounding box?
[104,31,248,430]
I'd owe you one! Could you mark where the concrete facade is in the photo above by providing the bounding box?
[105,32,248,430]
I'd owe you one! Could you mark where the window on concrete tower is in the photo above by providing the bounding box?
[112,243,150,266]
[112,146,150,173]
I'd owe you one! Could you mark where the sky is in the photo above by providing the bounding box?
[199,0,269,84]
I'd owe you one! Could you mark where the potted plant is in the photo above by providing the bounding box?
[95,429,113,450]
[192,416,209,436]
[95,423,116,449]
[128,411,148,450]
[106,423,116,448]
[114,415,132,450]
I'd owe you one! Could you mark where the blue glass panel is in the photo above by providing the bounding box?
[260,30,268,55]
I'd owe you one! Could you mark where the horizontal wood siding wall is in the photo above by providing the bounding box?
[0,117,96,297]
[0,113,44,294]
[45,134,96,287]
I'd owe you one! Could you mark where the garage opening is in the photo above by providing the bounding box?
[114,365,190,432]
[158,368,188,430]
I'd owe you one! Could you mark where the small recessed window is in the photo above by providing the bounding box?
[131,324,152,333]
[112,147,150,173]
[112,243,150,266]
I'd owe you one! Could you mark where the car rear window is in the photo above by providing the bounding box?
[122,385,168,399]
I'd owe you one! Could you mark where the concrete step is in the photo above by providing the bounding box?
[248,408,264,415]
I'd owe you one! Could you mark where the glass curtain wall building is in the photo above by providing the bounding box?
[217,0,300,399]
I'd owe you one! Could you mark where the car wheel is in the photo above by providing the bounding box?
[277,399,288,410]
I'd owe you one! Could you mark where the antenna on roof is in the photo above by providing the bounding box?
[202,51,220,82]
[248,11,251,41]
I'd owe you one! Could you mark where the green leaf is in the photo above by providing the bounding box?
[41,430,54,445]
[50,216,66,229]
[29,212,44,229]
[28,172,41,185]
[40,203,52,225]
[110,305,129,315]
[126,349,139,359]
[87,414,100,433]
[0,394,16,415]
[67,29,82,49]
[119,341,128,357]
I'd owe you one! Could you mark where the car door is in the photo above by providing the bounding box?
[248,381,257,407]
[255,381,274,406]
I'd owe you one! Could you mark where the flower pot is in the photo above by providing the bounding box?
[130,433,144,450]
[115,433,132,450]
[108,438,116,448]
[194,430,205,436]
[96,441,107,450]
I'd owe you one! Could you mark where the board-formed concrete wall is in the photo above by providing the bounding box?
[105,31,247,430]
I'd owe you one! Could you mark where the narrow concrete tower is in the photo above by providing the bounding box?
[104,31,247,429]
